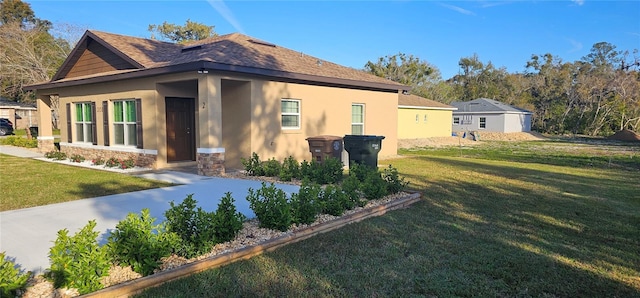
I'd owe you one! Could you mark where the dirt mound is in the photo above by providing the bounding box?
[607,129,640,141]
[474,131,546,141]
[398,132,546,149]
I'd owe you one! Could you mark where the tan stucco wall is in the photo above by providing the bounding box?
[36,72,400,170]
[398,108,453,139]
[250,80,398,163]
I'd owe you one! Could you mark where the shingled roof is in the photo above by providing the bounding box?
[26,30,408,92]
[398,94,456,110]
[451,98,532,114]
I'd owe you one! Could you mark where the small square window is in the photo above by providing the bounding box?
[453,117,460,125]
[281,99,300,129]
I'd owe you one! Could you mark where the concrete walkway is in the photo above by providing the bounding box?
[0,145,299,273]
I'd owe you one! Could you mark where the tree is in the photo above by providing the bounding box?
[0,0,72,103]
[364,53,441,98]
[0,0,35,25]
[148,19,217,43]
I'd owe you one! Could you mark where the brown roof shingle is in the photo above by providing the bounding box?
[33,30,408,92]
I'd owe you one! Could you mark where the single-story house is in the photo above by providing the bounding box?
[0,98,38,130]
[450,98,532,133]
[397,94,457,139]
[25,30,408,175]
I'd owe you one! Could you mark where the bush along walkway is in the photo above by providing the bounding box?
[7,155,412,297]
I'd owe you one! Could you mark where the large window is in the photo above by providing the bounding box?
[75,103,94,143]
[281,99,300,129]
[479,117,486,129]
[113,100,137,146]
[351,104,364,135]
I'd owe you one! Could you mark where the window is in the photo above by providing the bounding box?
[479,117,486,129]
[453,117,460,125]
[423,115,428,123]
[415,114,419,123]
[351,104,364,135]
[75,103,94,143]
[113,100,137,146]
[281,99,300,129]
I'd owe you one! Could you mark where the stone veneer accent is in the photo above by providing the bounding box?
[37,137,56,153]
[60,145,157,168]
[197,152,225,176]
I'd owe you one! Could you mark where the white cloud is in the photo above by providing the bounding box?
[572,0,585,6]
[440,3,476,15]
[206,0,245,34]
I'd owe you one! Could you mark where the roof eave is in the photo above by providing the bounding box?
[398,105,457,111]
[25,61,409,93]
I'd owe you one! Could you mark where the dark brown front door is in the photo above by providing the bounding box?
[166,97,195,162]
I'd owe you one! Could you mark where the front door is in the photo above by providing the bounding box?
[166,97,195,162]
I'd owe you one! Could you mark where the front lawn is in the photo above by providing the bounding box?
[136,140,640,297]
[0,154,174,211]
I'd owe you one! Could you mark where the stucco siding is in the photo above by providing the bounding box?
[398,108,453,139]
[250,80,398,164]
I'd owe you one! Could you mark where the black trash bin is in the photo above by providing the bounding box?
[306,135,343,163]
[343,135,385,169]
[29,126,38,138]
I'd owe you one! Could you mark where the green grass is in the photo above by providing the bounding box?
[136,140,640,297]
[0,154,174,211]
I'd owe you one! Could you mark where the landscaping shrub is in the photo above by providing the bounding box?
[262,158,281,177]
[104,157,120,168]
[121,158,136,169]
[361,170,388,200]
[320,184,348,216]
[247,182,292,231]
[290,180,321,225]
[211,192,246,243]
[341,174,365,207]
[279,156,300,181]
[0,252,31,297]
[241,152,264,176]
[348,163,370,183]
[92,157,105,165]
[106,209,180,276]
[45,150,67,160]
[69,154,85,163]
[45,220,110,294]
[164,194,217,258]
[300,158,344,185]
[0,136,37,148]
[382,165,409,194]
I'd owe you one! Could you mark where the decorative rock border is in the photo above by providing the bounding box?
[82,192,422,298]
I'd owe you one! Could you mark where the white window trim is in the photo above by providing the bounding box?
[479,117,487,129]
[281,99,301,130]
[351,103,365,135]
[113,100,137,146]
[75,102,93,143]
[453,117,460,125]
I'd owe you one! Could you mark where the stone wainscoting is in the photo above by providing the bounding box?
[197,152,225,176]
[60,144,157,168]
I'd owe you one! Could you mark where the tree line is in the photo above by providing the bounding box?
[2,0,638,136]
[365,46,640,136]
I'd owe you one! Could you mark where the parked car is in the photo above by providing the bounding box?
[0,118,14,136]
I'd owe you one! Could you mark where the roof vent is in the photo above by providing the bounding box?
[181,45,202,52]
[248,39,276,47]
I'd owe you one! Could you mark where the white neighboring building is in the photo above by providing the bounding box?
[450,98,532,133]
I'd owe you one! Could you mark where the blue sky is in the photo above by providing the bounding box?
[29,0,640,79]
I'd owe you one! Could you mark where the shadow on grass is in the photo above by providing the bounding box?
[136,155,640,297]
